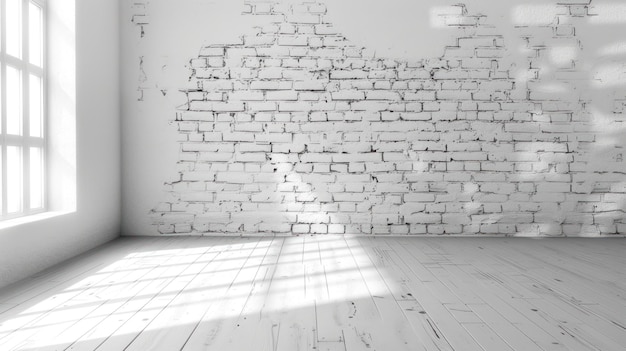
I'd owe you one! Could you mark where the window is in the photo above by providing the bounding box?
[1,0,46,220]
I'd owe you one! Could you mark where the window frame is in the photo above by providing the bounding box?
[1,0,47,220]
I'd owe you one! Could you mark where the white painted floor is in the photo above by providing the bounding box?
[0,236,624,351]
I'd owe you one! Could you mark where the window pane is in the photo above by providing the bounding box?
[0,70,2,134]
[7,66,23,136]
[29,2,43,66]
[0,3,2,53]
[6,0,23,58]
[0,152,2,215]
[30,147,43,209]
[7,146,23,213]
[30,74,43,137]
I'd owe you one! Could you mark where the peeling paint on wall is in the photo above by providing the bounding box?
[131,1,150,38]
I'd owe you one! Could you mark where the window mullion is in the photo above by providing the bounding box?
[23,146,30,213]
[41,0,47,212]
[22,0,31,212]
[1,0,6,56]
[1,142,5,218]
[1,0,7,218]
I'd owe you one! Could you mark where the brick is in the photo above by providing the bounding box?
[310,48,343,58]
[199,47,225,56]
[266,90,298,100]
[294,80,327,91]
[249,81,292,90]
[229,91,264,101]
[398,69,431,79]
[314,24,337,35]
[297,213,330,224]
[179,111,214,121]
[282,69,309,80]
[222,132,255,142]
[258,68,284,79]
[436,90,472,100]
[404,91,436,101]
[366,91,401,101]
[515,142,568,153]
[299,153,332,163]
[248,102,277,111]
[279,102,316,113]
[278,35,308,46]
[287,14,320,24]
[505,123,540,133]
[332,153,382,163]
[406,214,441,224]
[405,193,436,202]
[332,90,365,100]
[330,70,369,79]
[256,133,292,143]
[350,101,390,111]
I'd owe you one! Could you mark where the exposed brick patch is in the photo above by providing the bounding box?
[131,1,150,101]
[131,1,150,38]
[151,1,626,236]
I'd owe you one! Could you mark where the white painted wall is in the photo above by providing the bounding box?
[0,0,121,289]
[121,0,626,237]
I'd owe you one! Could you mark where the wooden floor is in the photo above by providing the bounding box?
[0,236,624,351]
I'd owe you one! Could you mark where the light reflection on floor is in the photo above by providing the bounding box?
[0,236,398,351]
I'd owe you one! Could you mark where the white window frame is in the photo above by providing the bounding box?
[1,0,47,220]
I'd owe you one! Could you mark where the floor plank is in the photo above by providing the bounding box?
[69,237,221,351]
[0,236,624,351]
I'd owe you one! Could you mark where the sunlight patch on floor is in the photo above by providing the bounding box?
[0,236,394,350]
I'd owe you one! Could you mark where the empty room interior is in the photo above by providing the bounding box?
[1,0,625,350]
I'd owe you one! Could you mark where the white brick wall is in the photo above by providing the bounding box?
[150,1,626,236]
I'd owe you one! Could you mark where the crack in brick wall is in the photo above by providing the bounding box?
[151,1,626,236]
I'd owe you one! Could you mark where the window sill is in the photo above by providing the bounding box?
[0,211,73,231]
